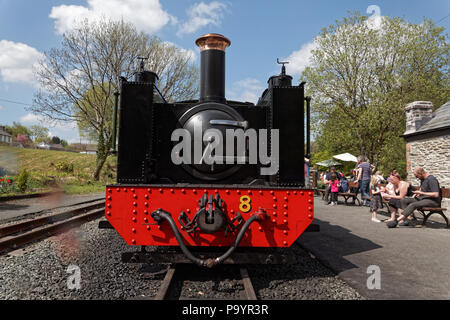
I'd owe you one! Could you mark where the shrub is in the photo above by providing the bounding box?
[17,168,29,192]
[55,161,74,173]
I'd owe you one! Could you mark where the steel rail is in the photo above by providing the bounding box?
[0,201,105,238]
[240,267,257,300]
[0,206,105,254]
[153,265,257,300]
[154,267,177,300]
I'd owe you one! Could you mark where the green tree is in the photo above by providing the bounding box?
[32,19,199,180]
[29,125,49,143]
[302,12,449,173]
[6,122,31,139]
[51,136,61,144]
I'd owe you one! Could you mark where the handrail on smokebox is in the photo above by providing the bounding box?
[150,208,267,268]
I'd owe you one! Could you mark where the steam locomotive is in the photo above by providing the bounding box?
[101,34,316,267]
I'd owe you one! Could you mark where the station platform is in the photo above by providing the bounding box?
[298,196,450,299]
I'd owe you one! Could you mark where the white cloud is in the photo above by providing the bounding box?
[20,113,77,132]
[0,40,44,86]
[177,1,228,36]
[0,105,3,111]
[20,113,43,124]
[49,0,176,35]
[284,41,318,76]
[20,112,80,142]
[228,78,265,104]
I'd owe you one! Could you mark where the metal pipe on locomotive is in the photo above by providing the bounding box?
[100,33,317,267]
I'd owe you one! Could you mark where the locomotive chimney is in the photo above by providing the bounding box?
[195,33,231,103]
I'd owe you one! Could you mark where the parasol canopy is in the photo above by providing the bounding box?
[332,152,357,162]
[315,159,342,167]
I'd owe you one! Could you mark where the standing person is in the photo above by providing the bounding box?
[323,167,342,204]
[356,156,375,206]
[369,175,384,222]
[328,173,340,206]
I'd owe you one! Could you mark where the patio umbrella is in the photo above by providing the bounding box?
[315,159,342,167]
[333,152,357,162]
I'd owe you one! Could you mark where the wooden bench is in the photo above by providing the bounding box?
[317,181,361,206]
[317,188,326,199]
[338,181,361,206]
[380,185,449,228]
[415,188,449,228]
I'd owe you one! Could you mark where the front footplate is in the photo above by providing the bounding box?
[122,250,296,265]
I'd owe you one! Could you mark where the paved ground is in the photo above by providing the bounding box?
[298,196,450,299]
[0,192,105,223]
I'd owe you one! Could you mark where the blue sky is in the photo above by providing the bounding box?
[0,0,448,144]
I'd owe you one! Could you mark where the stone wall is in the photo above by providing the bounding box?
[406,135,450,210]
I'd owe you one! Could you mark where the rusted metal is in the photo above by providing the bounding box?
[155,267,177,300]
[240,268,257,300]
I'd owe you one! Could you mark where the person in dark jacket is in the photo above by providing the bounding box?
[356,155,376,206]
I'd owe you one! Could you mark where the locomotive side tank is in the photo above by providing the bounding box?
[103,34,315,267]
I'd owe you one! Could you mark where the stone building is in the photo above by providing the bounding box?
[403,101,450,210]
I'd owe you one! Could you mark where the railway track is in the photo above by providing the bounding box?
[154,264,257,300]
[0,200,105,254]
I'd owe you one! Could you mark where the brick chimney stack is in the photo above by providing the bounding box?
[404,101,433,135]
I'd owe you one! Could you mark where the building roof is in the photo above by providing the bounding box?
[0,127,12,137]
[404,101,450,139]
[416,101,450,132]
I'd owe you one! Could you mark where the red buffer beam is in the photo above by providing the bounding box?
[105,186,314,248]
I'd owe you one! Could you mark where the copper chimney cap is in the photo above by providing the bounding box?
[195,33,231,51]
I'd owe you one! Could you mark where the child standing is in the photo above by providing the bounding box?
[328,173,340,206]
[369,175,384,222]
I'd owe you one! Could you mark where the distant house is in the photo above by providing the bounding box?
[86,144,97,154]
[80,144,97,155]
[0,126,12,145]
[50,144,64,151]
[37,142,50,150]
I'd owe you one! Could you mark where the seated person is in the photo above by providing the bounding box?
[372,171,386,184]
[339,175,349,193]
[382,173,413,223]
[323,166,342,204]
[387,167,441,228]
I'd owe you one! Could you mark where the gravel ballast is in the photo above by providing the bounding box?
[0,218,363,300]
